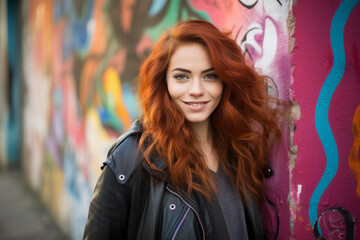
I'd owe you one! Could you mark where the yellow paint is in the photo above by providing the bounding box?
[349,105,360,196]
[41,156,65,220]
[52,167,65,218]
[102,67,131,130]
[86,107,113,176]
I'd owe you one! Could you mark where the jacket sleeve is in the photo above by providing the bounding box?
[83,165,130,240]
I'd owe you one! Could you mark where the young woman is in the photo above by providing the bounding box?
[83,19,283,240]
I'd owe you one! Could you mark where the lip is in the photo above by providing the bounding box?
[182,101,209,111]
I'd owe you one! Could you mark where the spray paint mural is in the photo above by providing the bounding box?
[0,0,8,170]
[22,0,292,239]
[21,0,360,239]
[292,0,360,239]
[19,0,291,239]
[0,0,22,169]
[21,0,210,239]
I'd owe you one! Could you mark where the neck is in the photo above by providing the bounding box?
[190,120,219,172]
[190,120,211,144]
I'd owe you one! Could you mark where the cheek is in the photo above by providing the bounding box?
[167,82,181,100]
[212,82,223,100]
[167,79,187,100]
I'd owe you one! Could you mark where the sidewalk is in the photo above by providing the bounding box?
[0,171,68,240]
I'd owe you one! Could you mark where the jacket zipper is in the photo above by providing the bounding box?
[166,186,205,240]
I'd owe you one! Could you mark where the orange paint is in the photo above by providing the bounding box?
[29,0,54,74]
[121,0,137,33]
[80,60,101,111]
[89,0,107,55]
[349,105,360,196]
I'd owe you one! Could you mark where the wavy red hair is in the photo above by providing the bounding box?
[138,20,283,202]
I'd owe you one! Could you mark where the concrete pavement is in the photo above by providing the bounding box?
[0,171,68,240]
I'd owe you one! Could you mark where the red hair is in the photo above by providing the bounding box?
[138,20,283,201]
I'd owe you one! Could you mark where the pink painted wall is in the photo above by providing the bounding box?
[292,0,360,239]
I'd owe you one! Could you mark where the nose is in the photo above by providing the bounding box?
[188,78,204,96]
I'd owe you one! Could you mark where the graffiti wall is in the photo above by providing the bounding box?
[21,0,214,239]
[292,0,360,239]
[0,0,8,169]
[0,0,22,169]
[20,0,292,239]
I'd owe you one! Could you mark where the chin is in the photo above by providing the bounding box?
[185,117,209,124]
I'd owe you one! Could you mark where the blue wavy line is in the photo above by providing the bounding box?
[310,0,360,230]
[149,0,168,16]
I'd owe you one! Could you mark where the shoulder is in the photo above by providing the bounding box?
[107,119,143,157]
[102,119,144,185]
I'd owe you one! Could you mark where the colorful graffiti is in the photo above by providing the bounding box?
[0,0,8,169]
[19,0,360,239]
[350,105,360,196]
[190,0,291,99]
[21,0,211,239]
[312,0,359,234]
[292,0,360,239]
[0,0,22,169]
[20,0,292,239]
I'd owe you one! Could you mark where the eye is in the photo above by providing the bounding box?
[173,74,188,80]
[204,73,218,80]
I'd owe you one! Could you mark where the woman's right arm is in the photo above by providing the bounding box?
[83,165,130,240]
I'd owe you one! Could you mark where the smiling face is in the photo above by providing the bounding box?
[166,42,223,127]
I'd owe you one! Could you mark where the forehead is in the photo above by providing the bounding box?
[168,42,213,70]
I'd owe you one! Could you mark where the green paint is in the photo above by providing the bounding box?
[181,7,188,19]
[103,95,124,132]
[145,0,210,42]
[106,111,123,132]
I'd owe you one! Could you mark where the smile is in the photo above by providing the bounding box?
[182,101,209,111]
[184,101,208,106]
[188,103,203,106]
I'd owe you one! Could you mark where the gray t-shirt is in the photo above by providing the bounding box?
[212,167,249,240]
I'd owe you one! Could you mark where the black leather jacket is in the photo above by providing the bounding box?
[83,120,264,239]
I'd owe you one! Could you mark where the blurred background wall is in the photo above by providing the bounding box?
[1,0,23,170]
[0,0,359,239]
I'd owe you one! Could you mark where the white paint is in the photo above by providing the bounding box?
[87,18,95,37]
[254,18,277,71]
[22,35,51,190]
[264,0,283,22]
[297,184,302,202]
[240,23,263,55]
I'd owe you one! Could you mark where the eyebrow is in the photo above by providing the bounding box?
[171,67,215,74]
